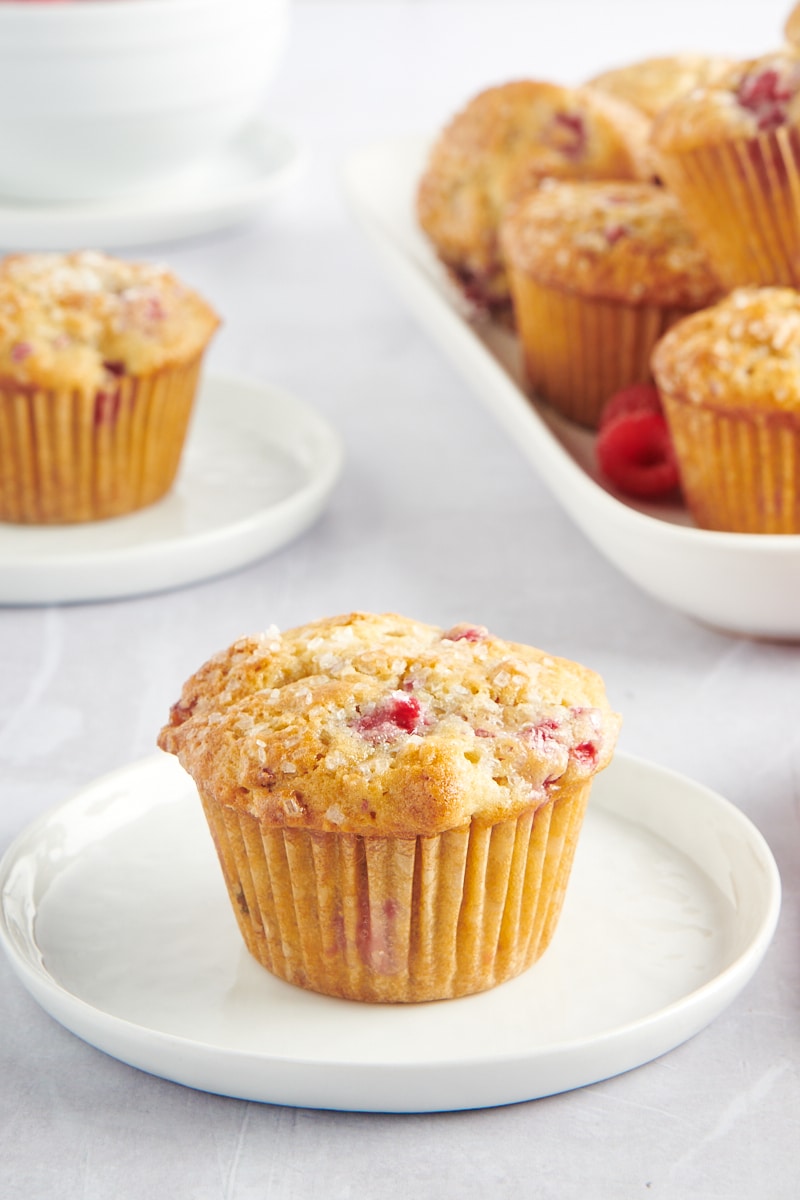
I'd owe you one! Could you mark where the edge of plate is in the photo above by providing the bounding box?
[0,372,344,605]
[0,751,781,1112]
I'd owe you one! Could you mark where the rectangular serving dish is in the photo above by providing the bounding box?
[343,136,800,641]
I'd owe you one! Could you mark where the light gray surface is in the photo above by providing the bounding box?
[2,3,799,1197]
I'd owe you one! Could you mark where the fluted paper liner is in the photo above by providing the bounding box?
[661,388,800,532]
[507,272,686,428]
[198,779,593,1003]
[0,354,204,523]
[656,128,800,288]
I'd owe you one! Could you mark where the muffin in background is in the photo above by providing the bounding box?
[417,79,650,318]
[785,2,800,48]
[501,180,720,427]
[651,287,800,533]
[0,251,218,524]
[588,54,734,118]
[650,51,800,289]
[158,612,621,1004]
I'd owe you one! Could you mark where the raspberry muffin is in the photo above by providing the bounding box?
[501,180,720,426]
[158,612,621,1004]
[650,51,800,288]
[417,80,650,317]
[0,250,218,524]
[588,55,734,119]
[651,287,800,532]
[785,3,800,48]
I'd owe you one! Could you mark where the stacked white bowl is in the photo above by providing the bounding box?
[0,0,289,201]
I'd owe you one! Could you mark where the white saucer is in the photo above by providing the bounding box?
[0,751,780,1113]
[0,120,304,251]
[343,137,800,640]
[0,373,342,604]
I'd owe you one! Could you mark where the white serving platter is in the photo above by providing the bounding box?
[342,136,800,641]
[0,373,342,604]
[0,120,304,251]
[0,751,780,1113]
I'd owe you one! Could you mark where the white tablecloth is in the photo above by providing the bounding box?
[2,3,798,1196]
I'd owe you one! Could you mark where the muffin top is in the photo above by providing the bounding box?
[786,2,800,48]
[651,287,800,411]
[651,51,800,152]
[159,611,621,838]
[416,79,650,309]
[501,180,720,307]
[0,251,219,393]
[588,54,734,119]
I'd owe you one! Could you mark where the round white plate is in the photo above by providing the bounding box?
[0,752,780,1113]
[0,120,304,251]
[0,373,342,604]
[343,138,800,640]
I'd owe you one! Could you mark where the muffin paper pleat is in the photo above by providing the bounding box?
[507,273,685,427]
[657,130,800,288]
[197,779,593,1003]
[662,389,800,532]
[0,353,203,523]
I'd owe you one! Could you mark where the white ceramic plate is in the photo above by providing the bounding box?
[342,137,800,640]
[0,752,780,1113]
[0,120,304,251]
[0,373,342,604]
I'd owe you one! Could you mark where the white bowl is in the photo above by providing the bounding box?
[0,0,289,201]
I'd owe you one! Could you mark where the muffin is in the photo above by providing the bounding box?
[651,287,800,533]
[501,180,721,427]
[650,51,800,289]
[785,2,800,49]
[158,612,621,1003]
[588,55,734,119]
[0,250,218,524]
[417,80,650,318]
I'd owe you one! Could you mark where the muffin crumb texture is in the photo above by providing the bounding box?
[160,612,619,838]
[652,286,800,410]
[0,250,218,393]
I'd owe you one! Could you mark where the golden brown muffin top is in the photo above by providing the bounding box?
[786,2,800,47]
[652,287,800,411]
[651,51,800,152]
[588,54,734,118]
[501,180,720,307]
[159,612,621,838]
[416,79,650,306]
[0,251,219,393]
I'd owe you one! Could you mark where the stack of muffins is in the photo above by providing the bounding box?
[417,1,800,534]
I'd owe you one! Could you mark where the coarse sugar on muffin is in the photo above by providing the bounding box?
[0,250,218,524]
[158,612,621,1003]
[588,54,734,119]
[416,79,650,318]
[651,286,800,532]
[650,51,800,288]
[500,180,720,426]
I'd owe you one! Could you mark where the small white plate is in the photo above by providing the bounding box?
[0,120,304,251]
[0,752,780,1113]
[0,373,343,604]
[343,137,800,640]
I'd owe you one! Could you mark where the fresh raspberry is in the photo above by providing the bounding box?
[354,694,423,743]
[596,409,680,500]
[599,382,662,430]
